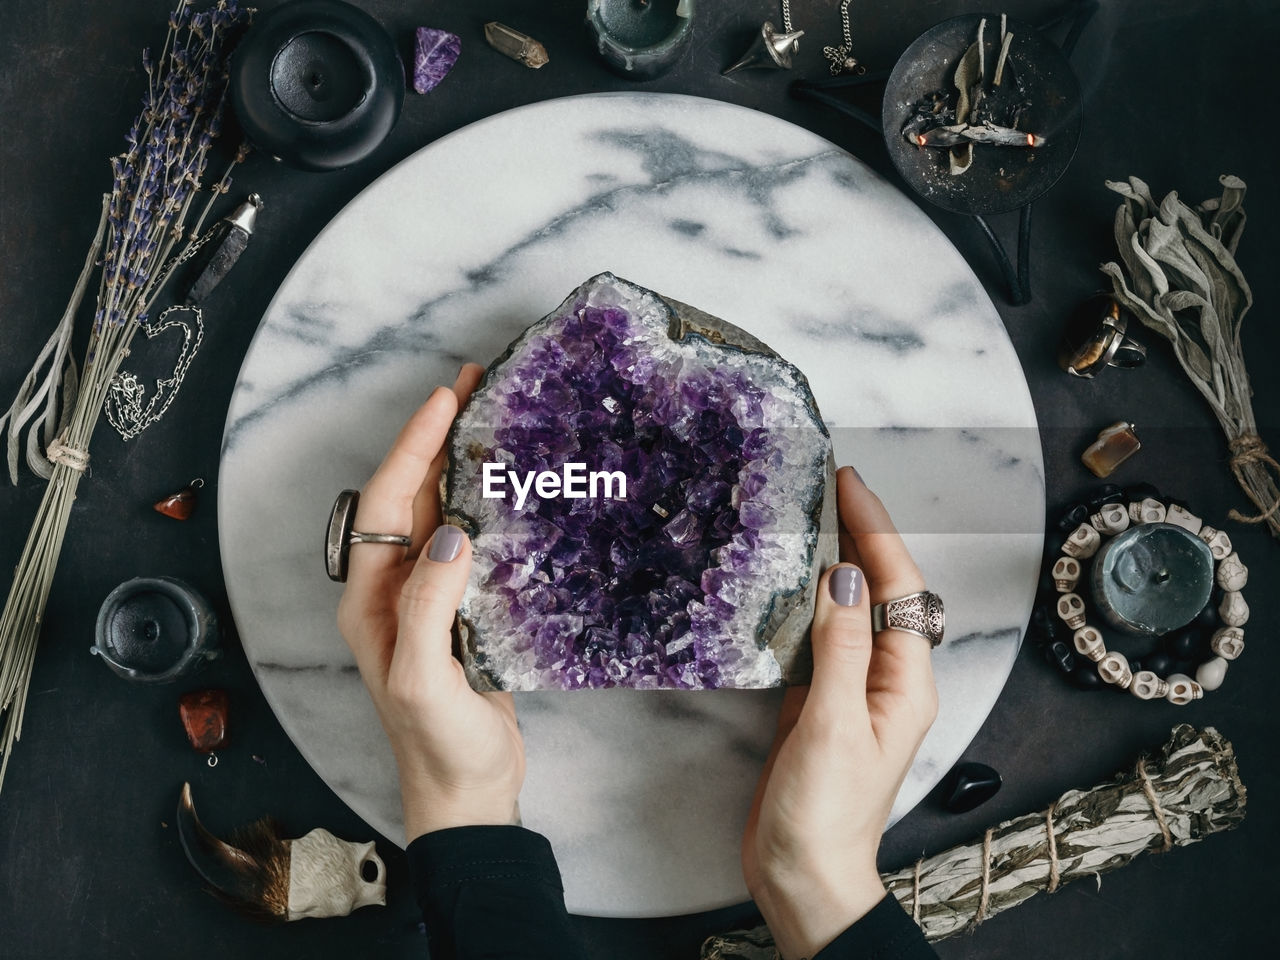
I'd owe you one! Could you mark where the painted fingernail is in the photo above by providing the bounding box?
[829,566,863,606]
[428,525,465,562]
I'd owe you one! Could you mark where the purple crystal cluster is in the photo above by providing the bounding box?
[447,275,830,691]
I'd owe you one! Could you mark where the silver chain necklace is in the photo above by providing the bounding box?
[780,0,863,75]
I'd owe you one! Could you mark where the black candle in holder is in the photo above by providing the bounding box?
[230,0,404,171]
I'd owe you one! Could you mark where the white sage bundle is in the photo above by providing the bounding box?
[702,725,1245,957]
[1100,175,1280,538]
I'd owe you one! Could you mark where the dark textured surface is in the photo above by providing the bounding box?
[0,1,1276,957]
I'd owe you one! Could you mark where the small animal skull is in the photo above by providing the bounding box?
[1090,503,1130,535]
[1215,552,1248,592]
[1052,556,1082,592]
[1128,498,1167,525]
[1165,673,1203,706]
[1218,590,1249,627]
[1097,651,1132,688]
[1056,592,1087,629]
[1061,523,1101,559]
[1210,626,1245,660]
[287,829,387,921]
[1164,503,1203,536]
[1130,670,1168,701]
[1197,524,1232,560]
[1072,625,1105,661]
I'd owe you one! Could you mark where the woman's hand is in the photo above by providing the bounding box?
[337,363,526,843]
[742,466,939,959]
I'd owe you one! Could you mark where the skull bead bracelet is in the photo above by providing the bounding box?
[1033,483,1248,703]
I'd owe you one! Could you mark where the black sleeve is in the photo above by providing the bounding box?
[812,892,938,960]
[406,825,589,960]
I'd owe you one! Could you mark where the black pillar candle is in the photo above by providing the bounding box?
[231,0,404,171]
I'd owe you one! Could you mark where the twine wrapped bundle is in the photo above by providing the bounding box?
[1100,175,1280,538]
[702,725,1245,957]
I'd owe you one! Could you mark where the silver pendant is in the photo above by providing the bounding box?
[722,22,804,75]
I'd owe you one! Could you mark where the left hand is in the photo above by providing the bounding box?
[337,363,526,843]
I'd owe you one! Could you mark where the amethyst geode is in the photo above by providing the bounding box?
[443,274,836,691]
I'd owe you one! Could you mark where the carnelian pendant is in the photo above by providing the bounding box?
[155,478,205,520]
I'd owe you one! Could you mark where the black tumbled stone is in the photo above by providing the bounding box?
[1123,482,1163,503]
[1143,651,1173,676]
[1087,484,1125,510]
[943,761,1003,813]
[1068,664,1104,690]
[1044,640,1076,673]
[1030,605,1059,644]
[1057,502,1090,533]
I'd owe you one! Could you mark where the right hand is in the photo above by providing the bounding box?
[741,466,939,959]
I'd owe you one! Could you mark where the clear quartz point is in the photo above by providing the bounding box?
[484,21,549,69]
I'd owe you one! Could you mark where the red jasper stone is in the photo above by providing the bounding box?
[154,485,198,520]
[179,689,228,753]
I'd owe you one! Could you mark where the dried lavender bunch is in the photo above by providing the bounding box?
[702,725,1245,956]
[0,0,251,791]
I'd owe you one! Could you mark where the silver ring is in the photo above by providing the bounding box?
[326,489,411,582]
[871,590,945,647]
[348,531,413,546]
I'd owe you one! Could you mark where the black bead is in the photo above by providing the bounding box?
[1044,640,1076,674]
[1166,628,1204,660]
[1143,651,1173,676]
[1123,482,1163,503]
[1057,502,1090,533]
[1087,484,1125,510]
[1195,599,1220,628]
[1029,606,1059,644]
[942,761,1003,813]
[1068,663,1104,690]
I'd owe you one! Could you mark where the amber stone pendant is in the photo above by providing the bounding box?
[1081,422,1141,478]
[154,478,205,520]
[180,688,229,753]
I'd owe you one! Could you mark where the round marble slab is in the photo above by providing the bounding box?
[219,92,1044,918]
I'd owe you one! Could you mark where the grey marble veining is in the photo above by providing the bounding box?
[219,93,1044,917]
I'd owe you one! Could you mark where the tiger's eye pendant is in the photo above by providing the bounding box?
[155,478,205,520]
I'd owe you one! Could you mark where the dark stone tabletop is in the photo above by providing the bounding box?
[1,1,1275,957]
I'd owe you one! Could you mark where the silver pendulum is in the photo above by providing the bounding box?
[723,1,804,76]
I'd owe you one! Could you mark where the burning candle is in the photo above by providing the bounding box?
[230,0,404,171]
[1090,522,1214,637]
[586,0,694,80]
[93,577,219,683]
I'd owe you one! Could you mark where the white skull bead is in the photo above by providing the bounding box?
[1195,656,1228,692]
[1197,525,1232,561]
[1165,673,1204,706]
[1219,590,1249,627]
[1129,498,1167,525]
[1056,592,1087,629]
[1130,670,1169,700]
[1097,651,1132,688]
[1164,503,1203,536]
[1062,523,1101,560]
[1215,552,1248,592]
[1052,556,1082,592]
[1072,625,1106,661]
[1090,502,1130,535]
[1210,626,1245,660]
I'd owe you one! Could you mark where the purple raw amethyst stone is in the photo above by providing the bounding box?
[444,273,836,691]
[412,27,460,94]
